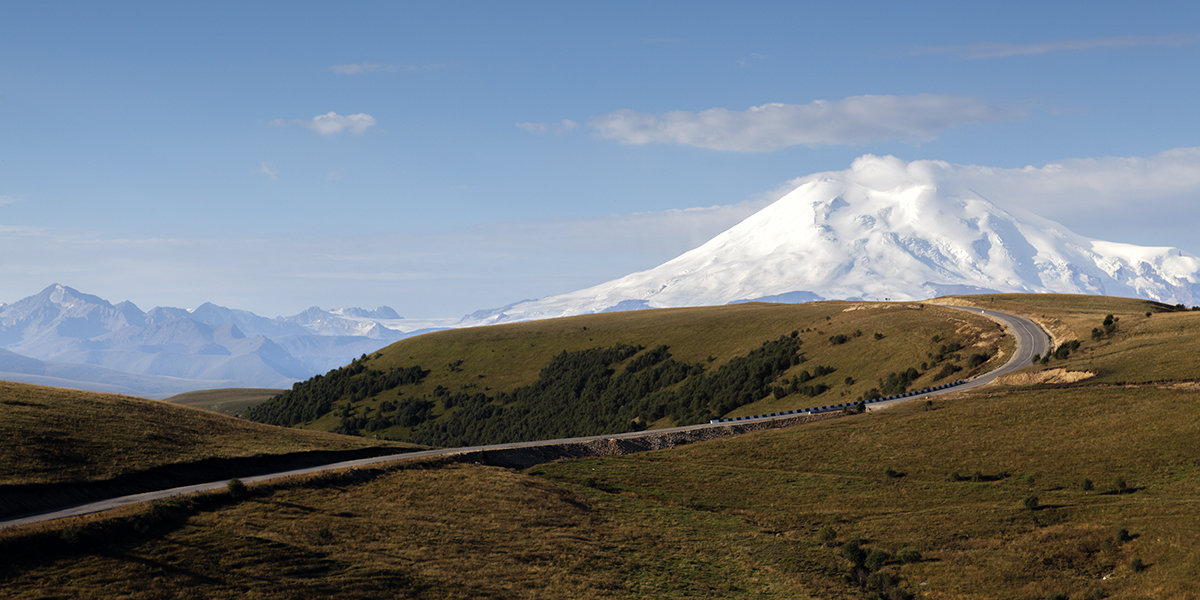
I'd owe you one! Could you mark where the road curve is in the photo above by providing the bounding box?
[0,306,1051,531]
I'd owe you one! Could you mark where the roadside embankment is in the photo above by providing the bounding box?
[0,446,410,520]
[466,412,841,469]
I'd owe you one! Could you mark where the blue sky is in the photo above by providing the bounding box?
[2,1,1199,316]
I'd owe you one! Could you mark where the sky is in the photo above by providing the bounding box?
[2,1,1199,317]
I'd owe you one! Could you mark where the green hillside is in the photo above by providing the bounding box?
[5,294,1200,598]
[247,302,1009,445]
[935,294,1200,384]
[4,295,1200,598]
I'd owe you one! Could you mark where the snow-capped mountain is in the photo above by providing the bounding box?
[0,284,445,397]
[467,155,1200,324]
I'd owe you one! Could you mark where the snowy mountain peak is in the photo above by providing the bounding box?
[465,154,1200,325]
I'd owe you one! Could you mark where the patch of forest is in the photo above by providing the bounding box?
[248,333,843,447]
[246,356,430,427]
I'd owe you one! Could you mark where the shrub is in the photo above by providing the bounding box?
[864,549,889,572]
[1023,495,1040,510]
[885,467,905,478]
[874,332,884,340]
[896,547,921,563]
[1114,527,1132,544]
[1112,477,1129,494]
[227,478,247,498]
[1081,478,1094,491]
[866,570,897,590]
[840,541,865,566]
[816,524,836,544]
[314,527,334,544]
[1130,557,1146,572]
[60,525,84,545]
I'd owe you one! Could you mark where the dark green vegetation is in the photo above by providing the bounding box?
[247,302,1007,445]
[165,387,283,416]
[0,381,412,518]
[5,294,1199,598]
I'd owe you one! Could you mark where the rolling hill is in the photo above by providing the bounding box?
[246,301,1010,446]
[0,381,411,518]
[5,295,1200,598]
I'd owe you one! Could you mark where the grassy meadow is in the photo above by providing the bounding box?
[262,301,1008,441]
[4,294,1199,598]
[164,388,284,417]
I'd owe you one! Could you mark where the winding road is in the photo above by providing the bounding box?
[0,305,1050,531]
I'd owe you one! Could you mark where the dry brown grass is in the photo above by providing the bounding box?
[0,462,820,599]
[6,294,1200,598]
[0,381,405,487]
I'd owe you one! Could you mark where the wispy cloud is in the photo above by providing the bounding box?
[7,149,1199,317]
[737,52,767,68]
[515,119,579,135]
[329,62,445,75]
[271,112,378,135]
[258,162,278,180]
[587,95,1013,152]
[0,194,17,205]
[914,33,1200,59]
[639,37,685,45]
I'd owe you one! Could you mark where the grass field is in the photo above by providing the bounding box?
[6,383,1199,598]
[937,294,1200,384]
[285,301,1008,438]
[4,294,1199,598]
[164,388,284,416]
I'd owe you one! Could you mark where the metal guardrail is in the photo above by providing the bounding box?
[708,379,968,424]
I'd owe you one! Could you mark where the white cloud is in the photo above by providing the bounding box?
[5,148,1199,318]
[0,194,17,205]
[937,148,1200,239]
[258,162,278,180]
[329,62,445,75]
[269,112,378,135]
[588,95,1013,152]
[914,34,1200,59]
[302,112,377,135]
[737,52,767,68]
[515,119,579,135]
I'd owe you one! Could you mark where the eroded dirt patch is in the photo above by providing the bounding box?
[998,368,1095,386]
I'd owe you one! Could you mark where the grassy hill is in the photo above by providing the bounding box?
[164,387,283,416]
[246,302,1009,446]
[6,294,1200,598]
[0,381,413,518]
[935,294,1200,384]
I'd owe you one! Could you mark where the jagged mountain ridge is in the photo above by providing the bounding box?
[0,284,437,397]
[467,155,1200,324]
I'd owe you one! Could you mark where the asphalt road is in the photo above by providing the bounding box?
[0,305,1051,531]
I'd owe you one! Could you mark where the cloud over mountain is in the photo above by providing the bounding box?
[587,95,1013,151]
[465,154,1200,324]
